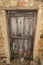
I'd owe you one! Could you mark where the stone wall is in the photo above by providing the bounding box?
[0,11,5,57]
[0,0,41,9]
[33,5,43,59]
[0,10,10,64]
[0,0,43,64]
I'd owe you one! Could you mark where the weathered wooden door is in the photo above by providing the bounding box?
[8,10,37,60]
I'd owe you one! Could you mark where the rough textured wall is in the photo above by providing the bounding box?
[0,10,5,58]
[0,10,10,64]
[0,0,40,8]
[33,6,43,59]
[0,0,43,64]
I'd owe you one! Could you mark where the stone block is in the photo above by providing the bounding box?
[0,33,2,35]
[0,39,4,42]
[0,45,4,47]
[0,52,5,56]
[9,0,17,7]
[0,30,2,35]
[0,39,4,48]
[2,0,9,7]
[0,47,4,51]
[39,38,43,47]
[0,1,3,6]
[0,27,3,39]
[0,21,2,26]
[0,35,3,39]
[0,26,2,30]
[0,48,4,52]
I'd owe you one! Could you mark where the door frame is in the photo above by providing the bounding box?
[7,10,37,61]
[2,8,42,64]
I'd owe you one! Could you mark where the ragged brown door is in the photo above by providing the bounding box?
[7,10,37,61]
